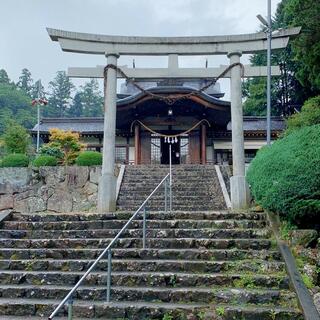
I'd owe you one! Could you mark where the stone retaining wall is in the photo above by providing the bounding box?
[0,166,105,213]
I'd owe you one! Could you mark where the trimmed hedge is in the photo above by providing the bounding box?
[0,154,29,167]
[76,151,102,166]
[246,125,320,227]
[33,155,58,167]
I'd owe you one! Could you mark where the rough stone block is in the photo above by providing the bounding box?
[39,166,65,185]
[0,195,14,210]
[47,190,73,212]
[83,181,98,196]
[66,166,89,188]
[89,166,102,184]
[0,167,32,193]
[314,292,320,315]
[290,229,318,247]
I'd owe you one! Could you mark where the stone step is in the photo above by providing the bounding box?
[9,211,267,222]
[0,298,303,319]
[0,228,272,240]
[117,205,227,211]
[0,258,286,274]
[117,191,217,198]
[0,285,297,306]
[2,218,267,231]
[0,270,288,288]
[0,238,275,250]
[0,248,283,261]
[118,188,219,194]
[117,195,220,202]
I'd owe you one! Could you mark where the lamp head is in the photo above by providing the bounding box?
[257,14,269,27]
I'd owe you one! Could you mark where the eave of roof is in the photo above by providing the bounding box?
[117,86,230,107]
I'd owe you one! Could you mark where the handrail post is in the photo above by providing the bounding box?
[164,179,168,213]
[143,206,147,249]
[169,144,172,213]
[106,249,112,302]
[67,298,73,320]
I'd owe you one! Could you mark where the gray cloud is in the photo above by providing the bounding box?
[0,0,281,98]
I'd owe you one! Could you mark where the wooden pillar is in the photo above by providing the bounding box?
[189,131,200,164]
[201,124,206,164]
[134,124,140,165]
[140,131,151,164]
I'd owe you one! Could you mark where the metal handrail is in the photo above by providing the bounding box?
[48,172,171,319]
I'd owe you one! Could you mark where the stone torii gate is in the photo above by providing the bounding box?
[47,27,300,212]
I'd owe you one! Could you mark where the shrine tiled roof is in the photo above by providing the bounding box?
[31,116,285,134]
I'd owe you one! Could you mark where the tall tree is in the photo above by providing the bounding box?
[30,79,45,100]
[79,79,103,117]
[45,71,74,117]
[0,70,35,134]
[69,92,83,117]
[284,0,320,91]
[243,0,320,116]
[0,69,10,85]
[17,68,33,95]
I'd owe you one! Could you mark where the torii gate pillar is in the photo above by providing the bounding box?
[228,51,249,210]
[97,53,119,213]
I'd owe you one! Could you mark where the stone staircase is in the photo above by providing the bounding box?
[117,165,226,211]
[0,209,303,319]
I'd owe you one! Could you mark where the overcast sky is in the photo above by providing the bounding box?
[0,0,281,98]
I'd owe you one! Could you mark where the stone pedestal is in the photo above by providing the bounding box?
[97,53,119,213]
[230,175,249,210]
[228,51,250,210]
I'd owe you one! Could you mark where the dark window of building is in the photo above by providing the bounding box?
[115,146,127,164]
[151,136,161,164]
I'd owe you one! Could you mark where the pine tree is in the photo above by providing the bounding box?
[0,69,10,85]
[17,68,33,95]
[30,80,45,100]
[243,0,320,116]
[80,79,103,117]
[69,93,83,117]
[46,71,74,117]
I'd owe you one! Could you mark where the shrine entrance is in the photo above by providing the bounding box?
[161,137,180,165]
[151,135,190,165]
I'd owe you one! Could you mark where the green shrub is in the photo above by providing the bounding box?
[75,151,102,166]
[33,155,58,167]
[286,96,320,135]
[2,121,31,154]
[247,125,320,227]
[39,143,64,160]
[0,153,29,167]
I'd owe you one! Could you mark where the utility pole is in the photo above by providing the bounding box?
[257,0,272,145]
[267,0,272,145]
[36,80,41,153]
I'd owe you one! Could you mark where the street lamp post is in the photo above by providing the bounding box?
[31,80,47,153]
[257,0,272,145]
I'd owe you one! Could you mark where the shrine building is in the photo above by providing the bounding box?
[31,79,284,165]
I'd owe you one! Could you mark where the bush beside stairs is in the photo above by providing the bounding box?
[0,165,303,319]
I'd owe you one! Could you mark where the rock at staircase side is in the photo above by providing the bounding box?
[14,196,46,213]
[89,166,102,184]
[314,292,320,315]
[39,166,66,186]
[0,167,32,194]
[65,166,89,188]
[0,194,14,210]
[290,229,318,248]
[83,181,98,196]
[47,189,73,212]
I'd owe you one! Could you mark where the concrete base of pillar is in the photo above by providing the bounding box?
[97,173,117,213]
[230,175,250,210]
